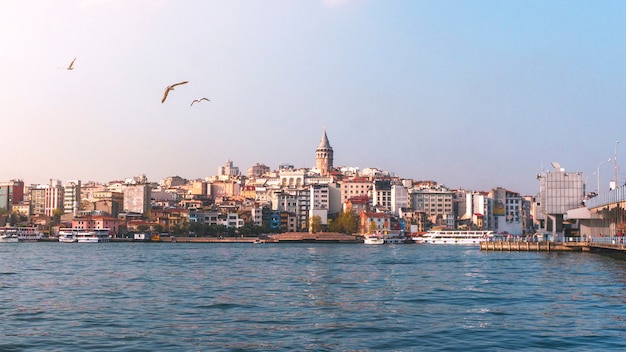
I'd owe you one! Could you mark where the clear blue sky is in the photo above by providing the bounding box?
[1,0,625,196]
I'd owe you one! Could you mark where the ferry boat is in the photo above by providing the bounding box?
[0,226,43,242]
[58,228,111,243]
[415,230,494,245]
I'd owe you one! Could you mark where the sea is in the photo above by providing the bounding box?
[1,242,626,352]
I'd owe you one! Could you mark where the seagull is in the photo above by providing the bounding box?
[59,57,76,70]
[161,81,189,103]
[190,97,210,106]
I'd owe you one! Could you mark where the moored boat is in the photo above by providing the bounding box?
[58,228,110,243]
[0,233,19,243]
[364,232,408,244]
[0,226,42,242]
[364,234,385,245]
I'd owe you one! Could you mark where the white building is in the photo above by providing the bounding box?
[391,183,408,216]
[63,180,81,216]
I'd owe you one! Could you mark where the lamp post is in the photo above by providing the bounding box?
[614,141,620,190]
[597,158,611,198]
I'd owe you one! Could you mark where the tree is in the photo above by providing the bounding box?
[329,211,359,234]
[369,220,377,234]
[52,208,64,225]
[310,215,322,233]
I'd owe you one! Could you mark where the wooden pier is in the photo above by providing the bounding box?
[480,240,626,254]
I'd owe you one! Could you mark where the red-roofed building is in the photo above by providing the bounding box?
[345,195,370,214]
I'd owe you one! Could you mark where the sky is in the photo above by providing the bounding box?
[1,0,625,196]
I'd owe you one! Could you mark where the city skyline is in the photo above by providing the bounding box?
[2,1,625,196]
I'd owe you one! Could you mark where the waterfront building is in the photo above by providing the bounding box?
[489,187,523,235]
[309,184,329,227]
[535,162,584,240]
[72,214,121,235]
[151,207,189,233]
[270,188,310,230]
[409,187,454,228]
[250,206,264,227]
[359,211,390,234]
[315,128,333,177]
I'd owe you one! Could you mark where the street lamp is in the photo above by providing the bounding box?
[597,158,611,198]
[614,141,620,190]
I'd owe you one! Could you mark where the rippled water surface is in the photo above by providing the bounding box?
[2,242,626,351]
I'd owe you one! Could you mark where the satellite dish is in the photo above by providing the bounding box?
[551,161,561,170]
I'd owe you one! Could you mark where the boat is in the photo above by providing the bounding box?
[364,234,384,245]
[0,233,19,243]
[415,230,494,245]
[58,228,110,243]
[58,231,78,243]
[364,232,408,244]
[382,232,408,244]
[0,226,42,242]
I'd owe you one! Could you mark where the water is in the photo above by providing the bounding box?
[2,243,626,351]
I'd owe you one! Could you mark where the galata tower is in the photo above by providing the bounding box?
[315,128,334,176]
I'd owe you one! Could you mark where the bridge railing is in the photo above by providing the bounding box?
[585,184,626,209]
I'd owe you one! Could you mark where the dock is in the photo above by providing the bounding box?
[480,240,626,254]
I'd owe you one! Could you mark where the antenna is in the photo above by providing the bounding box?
[551,161,561,170]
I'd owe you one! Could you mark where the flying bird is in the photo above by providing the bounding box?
[59,57,76,70]
[161,81,189,103]
[190,97,210,106]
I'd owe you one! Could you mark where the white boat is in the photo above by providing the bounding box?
[0,226,42,242]
[364,232,407,244]
[58,228,110,243]
[416,230,494,245]
[0,233,19,243]
[58,232,78,243]
[364,234,384,245]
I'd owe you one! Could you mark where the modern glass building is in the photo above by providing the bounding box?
[536,162,584,239]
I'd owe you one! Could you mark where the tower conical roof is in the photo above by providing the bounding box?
[318,128,331,149]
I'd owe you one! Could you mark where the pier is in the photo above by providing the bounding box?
[480,237,626,255]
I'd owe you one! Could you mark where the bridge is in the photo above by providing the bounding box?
[564,183,626,242]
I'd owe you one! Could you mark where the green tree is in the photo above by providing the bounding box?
[330,211,359,234]
[189,222,205,236]
[310,215,322,233]
[52,208,64,225]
